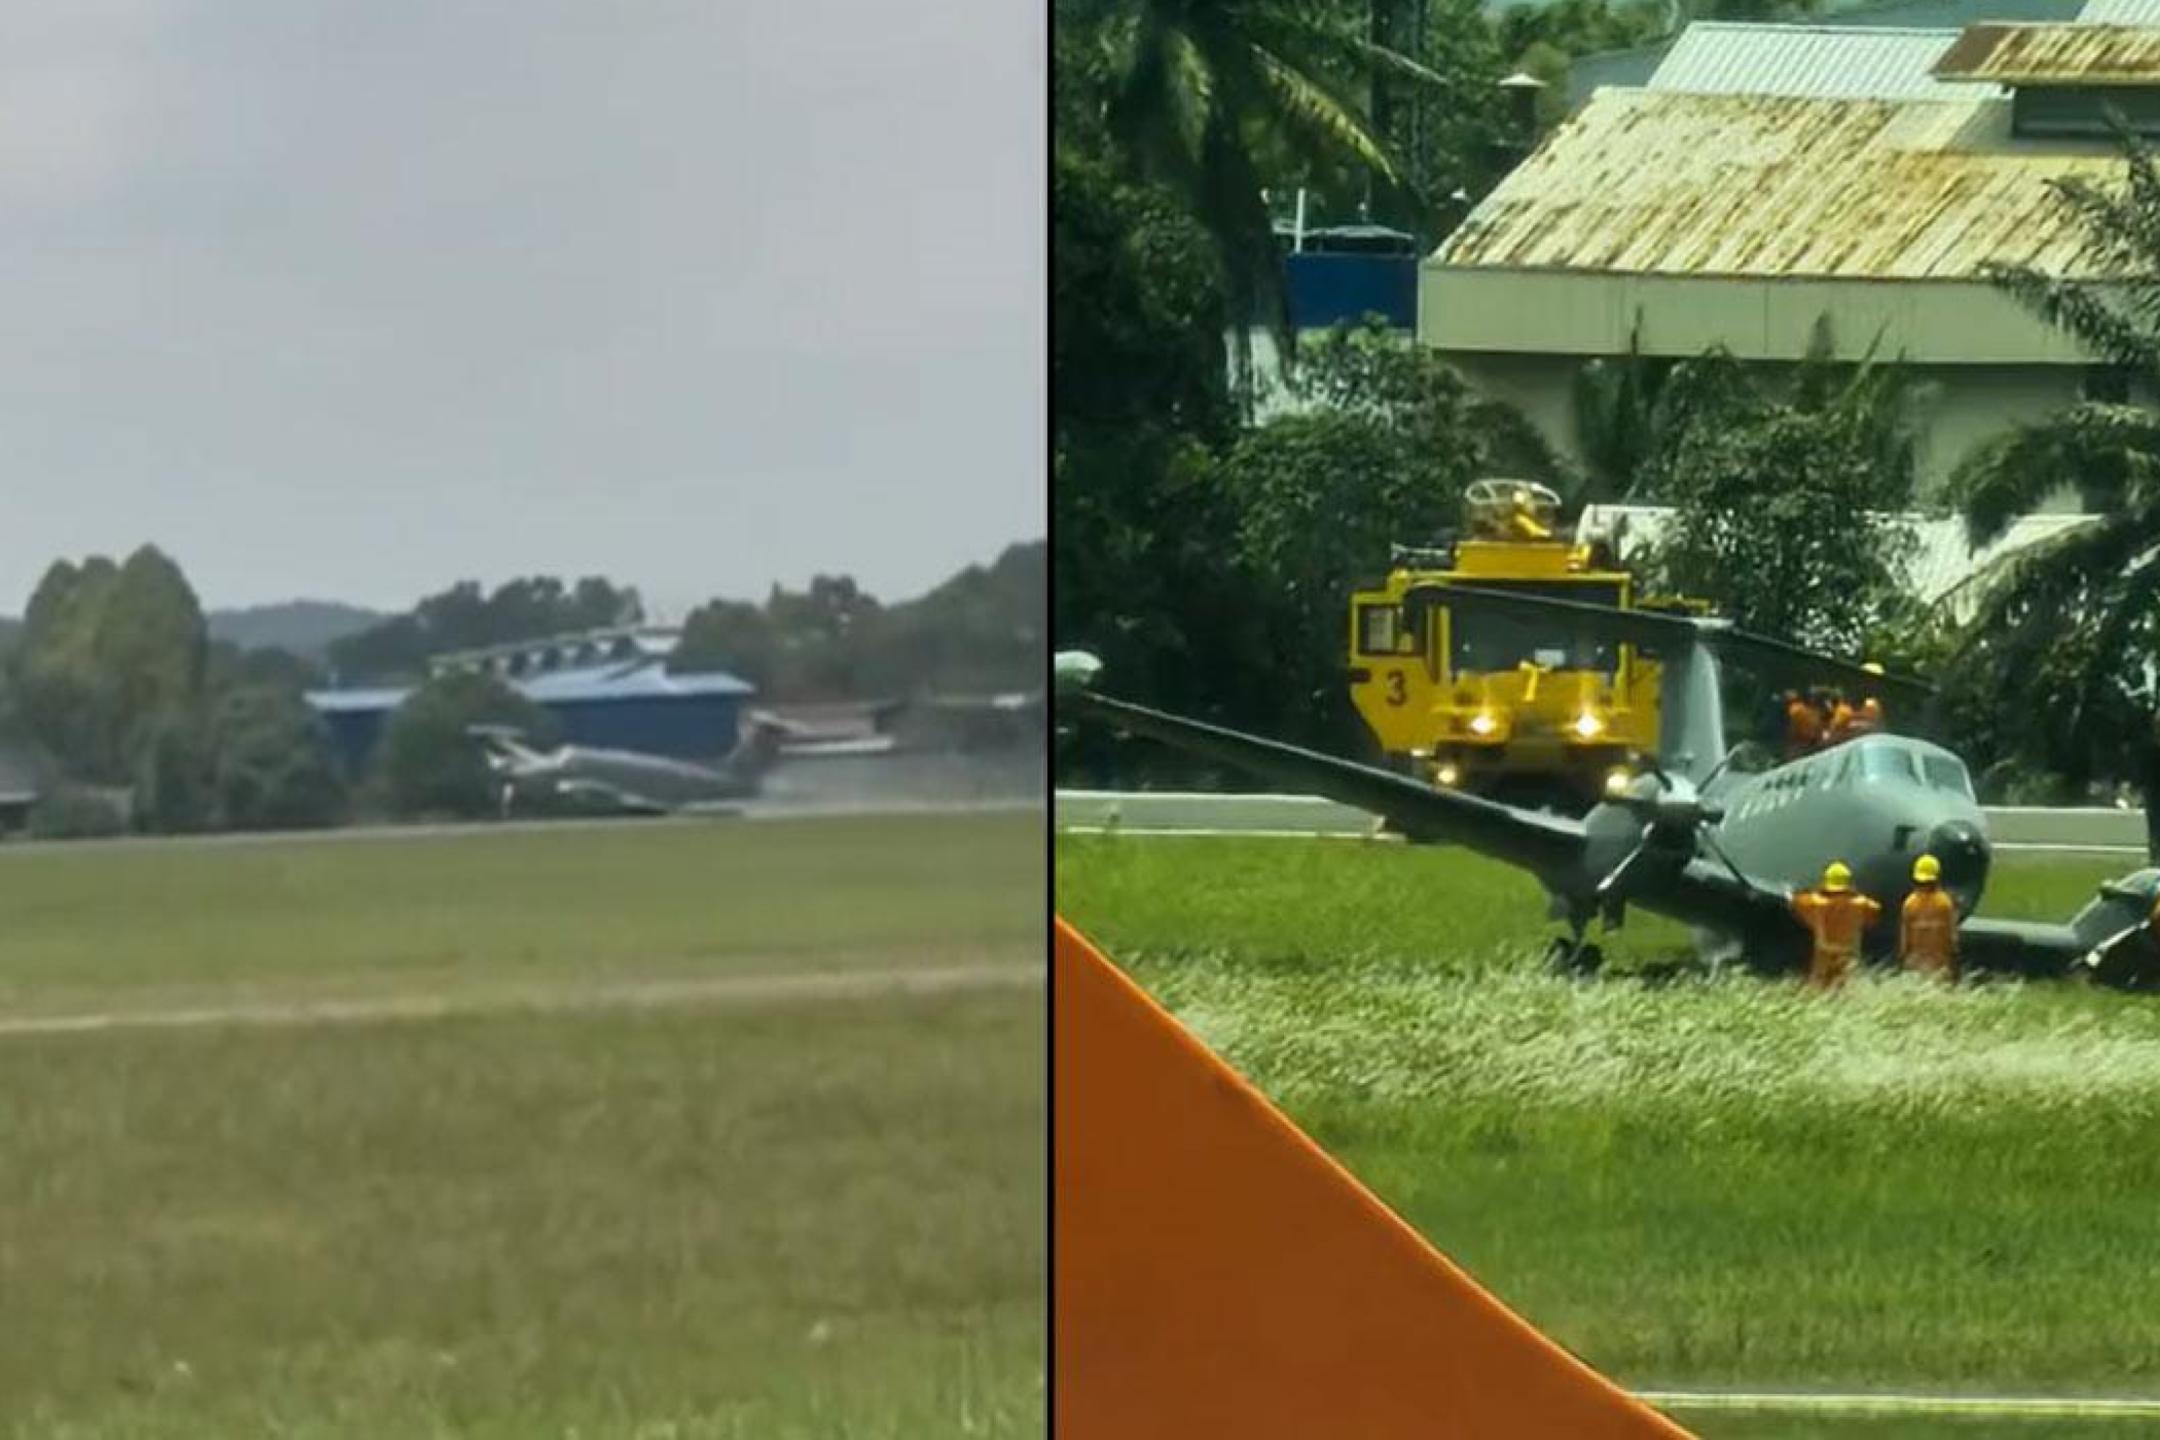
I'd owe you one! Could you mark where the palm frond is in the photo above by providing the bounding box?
[1246,44,1397,183]
[2069,539,2160,740]
[1946,401,2160,546]
[1981,261,2160,376]
[1163,26,1215,163]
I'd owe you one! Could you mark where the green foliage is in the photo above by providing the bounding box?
[132,705,219,835]
[327,575,643,684]
[1055,149,1233,440]
[1064,0,1444,390]
[211,685,347,831]
[9,547,347,834]
[671,598,776,689]
[1494,0,1666,67]
[673,550,1042,704]
[1946,128,2160,842]
[375,672,557,820]
[25,785,128,841]
[12,546,209,785]
[1632,339,1924,654]
[859,543,1046,698]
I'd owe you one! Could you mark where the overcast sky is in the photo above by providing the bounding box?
[0,2,1043,615]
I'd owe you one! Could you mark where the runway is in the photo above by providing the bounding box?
[0,794,1042,857]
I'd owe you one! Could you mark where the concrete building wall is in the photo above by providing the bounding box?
[1422,269,2092,366]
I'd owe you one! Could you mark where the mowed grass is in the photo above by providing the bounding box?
[1057,835,2160,1420]
[0,813,1044,1437]
[0,812,1042,1016]
[0,994,1043,1439]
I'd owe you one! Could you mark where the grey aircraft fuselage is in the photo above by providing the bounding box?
[498,743,758,811]
[1594,733,1991,959]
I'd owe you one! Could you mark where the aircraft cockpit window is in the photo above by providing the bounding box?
[1923,754,1975,799]
[1859,746,1921,785]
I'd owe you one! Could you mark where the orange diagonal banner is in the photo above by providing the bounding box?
[1054,915,1694,1438]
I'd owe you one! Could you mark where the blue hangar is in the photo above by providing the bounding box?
[307,626,754,774]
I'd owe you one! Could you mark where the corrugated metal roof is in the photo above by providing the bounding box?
[1435,88,2121,279]
[2077,0,2160,23]
[307,659,753,716]
[1934,22,2160,83]
[1579,504,2096,618]
[1649,23,2002,101]
[519,659,752,704]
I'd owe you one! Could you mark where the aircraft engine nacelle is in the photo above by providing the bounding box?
[2070,868,2160,989]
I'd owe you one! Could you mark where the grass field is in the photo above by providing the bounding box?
[1057,832,2160,1437]
[0,814,1041,1016]
[0,813,1044,1438]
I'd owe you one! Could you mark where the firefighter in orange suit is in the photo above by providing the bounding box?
[1825,693,1857,745]
[1790,861,1881,990]
[1784,691,1822,759]
[1898,853,1958,982]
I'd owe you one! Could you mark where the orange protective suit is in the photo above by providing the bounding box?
[1899,885,1958,981]
[1791,889,1881,989]
[1786,696,1823,756]
[1826,699,1857,744]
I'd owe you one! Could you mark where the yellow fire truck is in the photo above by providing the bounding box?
[1347,479,1702,811]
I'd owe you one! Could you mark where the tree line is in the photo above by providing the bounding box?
[0,540,1042,836]
[1053,0,2160,849]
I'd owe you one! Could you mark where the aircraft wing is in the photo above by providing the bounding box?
[1067,691,1584,875]
[554,778,672,815]
[1409,583,1934,705]
[1954,916,2089,978]
[1073,689,1847,952]
[1650,857,1802,937]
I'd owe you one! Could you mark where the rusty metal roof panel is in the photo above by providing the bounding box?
[1933,22,2160,83]
[1649,22,2002,101]
[1435,89,2121,280]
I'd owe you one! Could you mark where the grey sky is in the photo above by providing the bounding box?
[0,2,1044,616]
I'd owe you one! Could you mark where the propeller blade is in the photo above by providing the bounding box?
[1700,826,1752,891]
[1697,743,1747,792]
[1594,834,1657,902]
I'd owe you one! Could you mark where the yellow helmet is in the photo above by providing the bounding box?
[1823,861,1853,893]
[1913,854,1941,884]
[1862,661,1886,676]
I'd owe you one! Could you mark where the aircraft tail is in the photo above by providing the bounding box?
[465,723,546,771]
[725,713,790,783]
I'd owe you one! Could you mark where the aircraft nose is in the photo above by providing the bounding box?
[1927,820,1990,897]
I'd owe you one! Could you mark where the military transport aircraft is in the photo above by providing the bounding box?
[1057,585,2160,984]
[471,716,788,817]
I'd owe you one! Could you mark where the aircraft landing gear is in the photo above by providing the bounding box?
[1543,933,1604,979]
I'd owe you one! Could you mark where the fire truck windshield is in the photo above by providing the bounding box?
[1449,581,1622,675]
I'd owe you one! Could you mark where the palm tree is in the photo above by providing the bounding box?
[1060,0,1444,401]
[1947,130,2160,852]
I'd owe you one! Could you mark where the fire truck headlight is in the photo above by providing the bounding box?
[1434,762,1461,787]
[1573,711,1606,740]
[1468,711,1498,737]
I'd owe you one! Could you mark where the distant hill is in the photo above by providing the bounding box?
[207,601,386,659]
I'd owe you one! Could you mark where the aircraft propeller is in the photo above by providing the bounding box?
[1586,749,1753,915]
